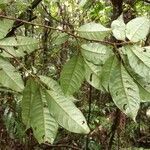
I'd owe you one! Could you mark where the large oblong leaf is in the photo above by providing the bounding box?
[45,90,90,134]
[0,19,13,39]
[0,36,39,57]
[81,43,113,65]
[111,14,126,41]
[39,75,63,94]
[60,54,85,95]
[39,75,79,103]
[101,55,116,92]
[22,79,58,144]
[78,22,111,40]
[131,74,150,102]
[126,45,150,81]
[138,82,150,102]
[126,17,150,42]
[109,62,140,121]
[122,54,150,102]
[0,57,24,92]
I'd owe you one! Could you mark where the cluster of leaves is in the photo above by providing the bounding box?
[0,1,150,146]
[0,20,90,144]
[77,15,150,120]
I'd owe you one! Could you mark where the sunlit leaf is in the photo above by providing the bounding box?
[0,56,24,92]
[131,74,150,102]
[126,17,150,42]
[125,45,150,81]
[109,61,140,121]
[22,79,58,144]
[0,36,39,57]
[81,43,113,65]
[79,0,87,7]
[45,90,90,134]
[111,14,126,41]
[138,82,150,102]
[78,22,111,40]
[0,19,13,39]
[39,75,63,94]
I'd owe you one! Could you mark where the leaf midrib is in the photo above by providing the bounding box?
[46,90,87,132]
[127,18,147,40]
[2,68,23,91]
[120,65,136,119]
[63,55,80,94]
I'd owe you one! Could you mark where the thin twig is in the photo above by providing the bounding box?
[0,15,134,46]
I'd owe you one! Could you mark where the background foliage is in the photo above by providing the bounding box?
[0,0,150,149]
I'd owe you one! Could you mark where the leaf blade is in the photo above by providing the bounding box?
[45,90,90,134]
[22,79,58,144]
[0,36,39,57]
[60,54,85,95]
[126,45,150,81]
[109,62,140,121]
[111,14,126,41]
[126,17,150,42]
[0,57,24,92]
[78,22,111,40]
[0,19,13,39]
[81,43,113,65]
[101,55,116,91]
[84,59,104,91]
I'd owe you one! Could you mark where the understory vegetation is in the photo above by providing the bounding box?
[0,0,150,149]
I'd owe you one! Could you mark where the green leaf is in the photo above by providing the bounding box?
[78,22,111,40]
[22,79,58,144]
[109,62,140,121]
[0,36,39,57]
[126,45,150,81]
[22,78,37,127]
[142,46,150,54]
[45,90,90,134]
[79,0,87,7]
[39,75,79,103]
[111,14,126,41]
[52,33,69,46]
[39,75,78,101]
[0,57,24,92]
[101,55,116,91]
[122,56,150,102]
[126,17,150,42]
[39,75,63,94]
[0,19,13,39]
[81,43,113,65]
[0,0,10,4]
[132,74,150,102]
[84,59,104,91]
[60,54,85,95]
[138,82,150,102]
